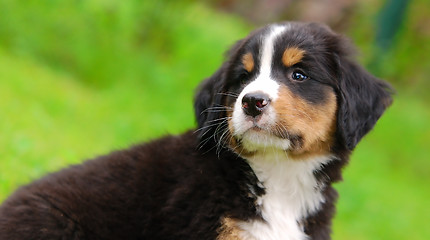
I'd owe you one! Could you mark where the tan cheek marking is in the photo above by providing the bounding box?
[273,85,337,160]
[242,53,254,72]
[282,47,305,67]
[217,217,249,240]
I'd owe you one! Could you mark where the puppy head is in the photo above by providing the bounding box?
[194,22,393,160]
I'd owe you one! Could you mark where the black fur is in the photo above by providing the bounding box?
[0,22,393,240]
[336,60,393,150]
[0,132,263,240]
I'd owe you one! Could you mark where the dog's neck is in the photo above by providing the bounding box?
[239,151,334,240]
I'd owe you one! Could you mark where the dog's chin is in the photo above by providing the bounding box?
[236,128,291,153]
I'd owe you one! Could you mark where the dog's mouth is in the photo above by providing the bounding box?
[245,123,288,139]
[248,122,266,133]
[230,119,296,153]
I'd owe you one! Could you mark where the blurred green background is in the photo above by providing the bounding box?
[0,0,429,239]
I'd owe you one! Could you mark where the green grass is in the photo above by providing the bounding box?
[1,1,429,240]
[333,96,430,240]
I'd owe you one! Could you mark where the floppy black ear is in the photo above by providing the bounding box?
[337,59,393,150]
[193,39,245,144]
[193,65,227,130]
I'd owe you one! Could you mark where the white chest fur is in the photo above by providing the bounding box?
[238,152,333,240]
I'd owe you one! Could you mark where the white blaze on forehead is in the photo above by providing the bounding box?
[258,25,287,91]
[239,25,288,101]
[232,25,289,139]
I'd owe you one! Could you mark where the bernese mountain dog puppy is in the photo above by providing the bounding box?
[0,22,393,240]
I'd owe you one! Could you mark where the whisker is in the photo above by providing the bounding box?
[204,106,233,110]
[200,107,233,115]
[204,117,232,124]
[194,122,226,133]
[217,92,239,98]
[201,109,233,114]
[274,122,290,139]
[216,128,231,157]
[197,116,230,151]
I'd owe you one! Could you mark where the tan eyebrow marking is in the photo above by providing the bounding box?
[282,47,305,67]
[242,52,254,72]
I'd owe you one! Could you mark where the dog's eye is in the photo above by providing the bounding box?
[291,71,308,81]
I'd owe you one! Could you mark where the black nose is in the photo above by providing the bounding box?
[241,92,271,117]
